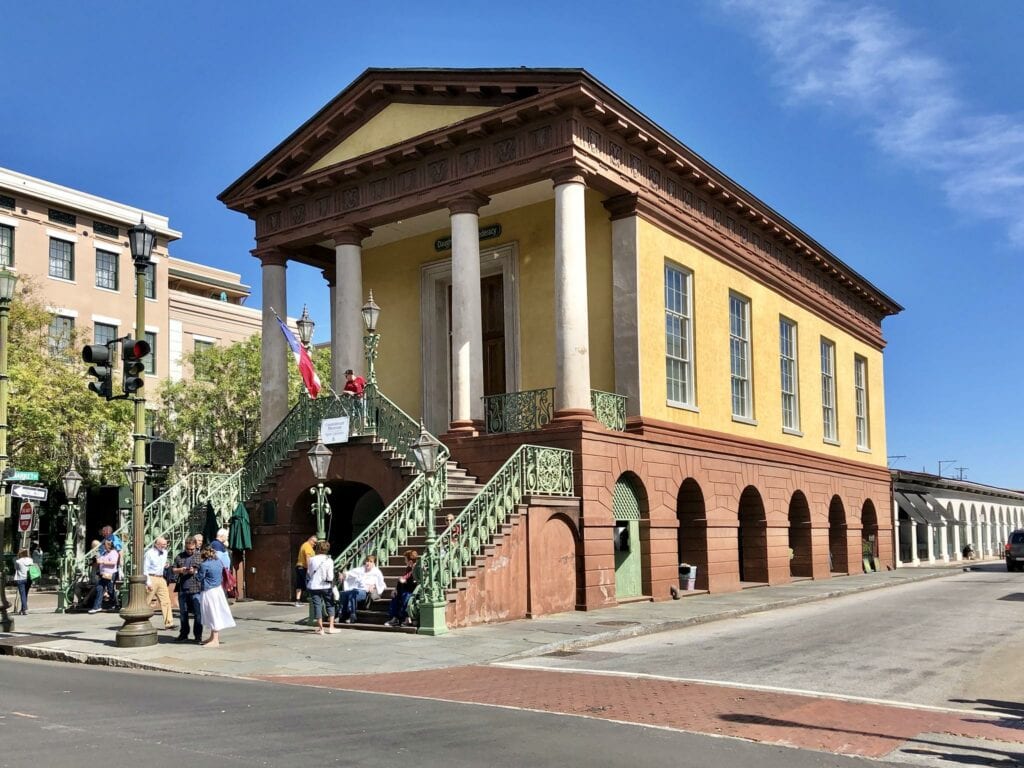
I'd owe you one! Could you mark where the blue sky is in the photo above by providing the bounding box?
[3,1,1022,488]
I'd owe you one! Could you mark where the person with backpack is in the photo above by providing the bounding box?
[13,548,34,615]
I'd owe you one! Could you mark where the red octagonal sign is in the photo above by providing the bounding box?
[18,501,33,532]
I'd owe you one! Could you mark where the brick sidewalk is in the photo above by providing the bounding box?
[256,666,1024,760]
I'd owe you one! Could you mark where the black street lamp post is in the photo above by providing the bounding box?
[409,422,447,635]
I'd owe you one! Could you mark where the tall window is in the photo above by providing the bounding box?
[665,263,694,406]
[779,317,799,431]
[143,331,157,375]
[729,293,752,419]
[194,339,214,382]
[854,355,869,449]
[0,224,12,267]
[48,315,74,359]
[94,322,118,348]
[49,238,74,280]
[820,338,837,442]
[135,262,156,299]
[95,250,119,291]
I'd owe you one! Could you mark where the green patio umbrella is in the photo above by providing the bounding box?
[228,502,253,600]
[228,502,252,551]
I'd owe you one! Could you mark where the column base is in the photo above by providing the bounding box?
[116,575,158,648]
[445,419,482,437]
[417,600,449,636]
[547,408,597,425]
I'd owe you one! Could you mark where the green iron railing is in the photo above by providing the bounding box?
[333,389,448,576]
[483,387,627,434]
[420,444,573,602]
[483,387,554,433]
[590,389,627,431]
[59,471,235,611]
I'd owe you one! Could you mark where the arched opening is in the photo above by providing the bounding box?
[829,495,849,573]
[532,514,579,616]
[788,491,813,577]
[738,486,768,584]
[316,481,383,558]
[613,473,647,600]
[676,478,708,591]
[860,499,879,571]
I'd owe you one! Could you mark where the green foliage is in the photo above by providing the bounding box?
[157,335,332,473]
[7,278,132,488]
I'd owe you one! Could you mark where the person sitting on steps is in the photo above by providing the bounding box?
[384,550,419,628]
[336,555,385,625]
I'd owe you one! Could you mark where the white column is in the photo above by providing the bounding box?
[448,194,488,431]
[553,169,592,415]
[332,226,368,387]
[323,267,338,393]
[259,250,289,438]
[925,522,935,563]
[910,521,920,565]
[952,516,962,561]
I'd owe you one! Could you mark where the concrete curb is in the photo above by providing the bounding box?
[496,568,957,662]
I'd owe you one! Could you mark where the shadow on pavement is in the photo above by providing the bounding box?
[949,698,1024,720]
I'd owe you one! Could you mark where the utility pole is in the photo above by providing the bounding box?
[955,466,969,480]
[937,459,957,478]
[887,455,907,468]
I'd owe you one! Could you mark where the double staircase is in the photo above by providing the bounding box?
[60,383,577,632]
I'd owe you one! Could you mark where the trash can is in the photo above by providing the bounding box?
[679,563,697,591]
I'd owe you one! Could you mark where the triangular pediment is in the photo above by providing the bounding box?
[219,68,594,206]
[306,103,497,173]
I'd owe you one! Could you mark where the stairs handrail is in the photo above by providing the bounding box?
[333,385,448,576]
[421,444,574,600]
[60,471,232,610]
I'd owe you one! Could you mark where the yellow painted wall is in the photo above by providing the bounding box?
[360,191,613,420]
[308,103,495,172]
[636,218,888,466]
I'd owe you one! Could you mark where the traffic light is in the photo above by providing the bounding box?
[82,343,114,399]
[121,337,150,395]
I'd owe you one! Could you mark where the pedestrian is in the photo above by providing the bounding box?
[294,534,316,607]
[88,539,120,613]
[171,536,203,643]
[13,548,33,615]
[384,550,419,628]
[306,540,337,635]
[342,368,367,431]
[100,524,124,587]
[337,555,385,625]
[74,539,102,610]
[212,528,231,570]
[143,536,175,630]
[197,546,235,647]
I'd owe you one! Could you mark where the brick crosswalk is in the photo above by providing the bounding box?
[255,665,1024,760]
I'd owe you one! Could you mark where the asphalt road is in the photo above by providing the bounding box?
[505,564,1024,712]
[0,657,905,768]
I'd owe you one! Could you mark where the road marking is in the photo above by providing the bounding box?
[10,711,39,719]
[492,662,1019,720]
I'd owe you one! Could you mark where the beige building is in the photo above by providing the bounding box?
[0,166,260,400]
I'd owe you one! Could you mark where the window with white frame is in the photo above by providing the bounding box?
[0,224,13,267]
[48,315,74,359]
[779,317,799,431]
[49,238,74,280]
[820,338,837,441]
[665,262,694,406]
[854,354,869,449]
[95,249,119,291]
[143,331,156,375]
[729,293,752,419]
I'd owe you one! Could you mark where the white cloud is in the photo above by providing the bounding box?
[720,0,1024,245]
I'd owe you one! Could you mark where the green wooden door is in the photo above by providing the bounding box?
[613,478,643,599]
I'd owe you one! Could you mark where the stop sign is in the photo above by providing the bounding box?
[18,501,33,532]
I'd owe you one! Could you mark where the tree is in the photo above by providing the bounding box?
[157,335,332,473]
[7,278,132,487]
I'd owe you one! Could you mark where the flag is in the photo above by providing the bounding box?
[277,315,321,398]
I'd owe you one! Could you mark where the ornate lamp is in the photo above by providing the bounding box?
[306,440,332,541]
[307,439,332,482]
[128,217,156,267]
[0,267,17,304]
[62,468,83,499]
[410,421,440,477]
[296,305,315,349]
[361,291,381,389]
[361,291,380,334]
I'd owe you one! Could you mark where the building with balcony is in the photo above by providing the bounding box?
[0,167,261,393]
[220,68,902,625]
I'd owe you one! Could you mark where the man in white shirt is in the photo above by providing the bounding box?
[337,555,386,624]
[144,536,174,629]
